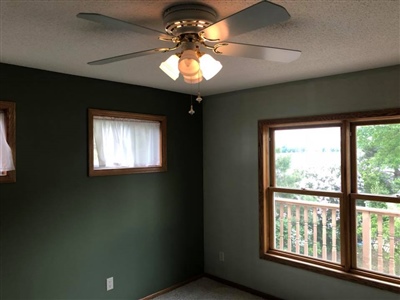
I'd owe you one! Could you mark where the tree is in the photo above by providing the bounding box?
[275,155,303,190]
[357,124,400,195]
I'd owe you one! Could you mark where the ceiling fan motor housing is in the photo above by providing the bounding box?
[163,4,217,36]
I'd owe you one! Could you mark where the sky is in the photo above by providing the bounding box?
[275,127,341,151]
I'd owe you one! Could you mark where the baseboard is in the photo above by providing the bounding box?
[139,274,204,300]
[140,273,283,300]
[204,273,283,300]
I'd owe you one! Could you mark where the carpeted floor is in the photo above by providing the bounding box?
[153,277,266,299]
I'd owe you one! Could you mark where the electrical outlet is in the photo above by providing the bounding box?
[219,251,225,262]
[106,277,114,291]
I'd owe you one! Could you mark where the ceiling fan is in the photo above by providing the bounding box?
[77,1,301,84]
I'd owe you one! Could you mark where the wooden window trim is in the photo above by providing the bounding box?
[258,108,400,293]
[88,108,167,177]
[0,101,16,183]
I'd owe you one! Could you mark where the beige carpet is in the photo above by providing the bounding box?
[153,277,266,300]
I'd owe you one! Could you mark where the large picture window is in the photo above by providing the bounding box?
[0,101,16,183]
[259,109,400,292]
[88,109,167,176]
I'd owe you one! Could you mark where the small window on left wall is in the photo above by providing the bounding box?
[88,108,167,176]
[0,101,16,183]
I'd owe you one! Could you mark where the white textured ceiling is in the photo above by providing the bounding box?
[1,0,399,96]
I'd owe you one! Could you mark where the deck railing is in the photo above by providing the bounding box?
[274,198,399,276]
[356,205,399,275]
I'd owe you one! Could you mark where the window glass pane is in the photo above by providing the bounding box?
[274,192,341,263]
[356,199,400,277]
[356,123,400,196]
[274,127,341,191]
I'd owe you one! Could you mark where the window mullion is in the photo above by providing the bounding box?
[269,128,275,187]
[258,123,270,254]
[341,121,352,271]
[269,187,342,198]
[349,122,359,272]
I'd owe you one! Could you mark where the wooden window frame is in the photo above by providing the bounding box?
[258,108,400,293]
[0,101,16,183]
[88,108,167,177]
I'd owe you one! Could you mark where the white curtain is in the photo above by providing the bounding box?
[0,111,15,172]
[93,117,161,169]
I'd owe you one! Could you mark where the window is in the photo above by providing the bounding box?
[0,101,16,183]
[259,109,400,292]
[88,109,167,176]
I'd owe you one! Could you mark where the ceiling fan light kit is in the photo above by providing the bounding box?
[159,50,223,82]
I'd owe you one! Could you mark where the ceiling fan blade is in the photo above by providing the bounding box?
[77,13,168,38]
[88,48,169,65]
[214,42,301,63]
[201,1,290,41]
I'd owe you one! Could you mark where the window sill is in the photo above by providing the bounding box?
[0,170,16,183]
[89,166,167,177]
[260,251,400,294]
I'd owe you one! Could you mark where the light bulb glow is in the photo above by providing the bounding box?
[199,54,222,80]
[159,54,179,80]
[183,70,203,84]
[178,50,200,77]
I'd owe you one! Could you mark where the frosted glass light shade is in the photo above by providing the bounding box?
[178,50,200,77]
[199,54,222,80]
[183,70,203,84]
[159,55,179,80]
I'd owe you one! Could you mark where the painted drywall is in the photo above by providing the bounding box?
[0,63,204,299]
[203,65,400,300]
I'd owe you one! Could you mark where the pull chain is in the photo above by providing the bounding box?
[196,71,203,103]
[188,93,195,115]
[188,76,195,115]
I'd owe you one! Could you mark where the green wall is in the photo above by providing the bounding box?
[203,65,400,300]
[2,62,399,300]
[0,63,204,299]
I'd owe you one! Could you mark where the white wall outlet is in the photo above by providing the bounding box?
[106,277,114,291]
[219,251,225,262]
